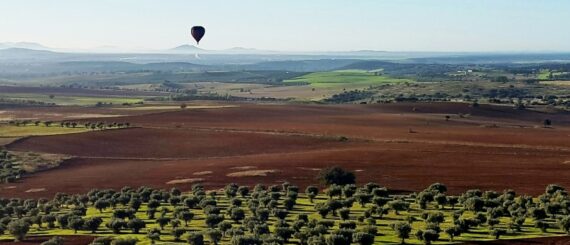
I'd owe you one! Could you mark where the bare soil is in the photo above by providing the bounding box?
[2,102,570,198]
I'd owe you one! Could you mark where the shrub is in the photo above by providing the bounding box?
[206,229,223,245]
[444,226,461,242]
[106,219,127,234]
[536,220,549,232]
[85,217,103,233]
[490,228,506,239]
[325,234,348,245]
[172,228,185,241]
[275,227,295,242]
[127,218,146,234]
[559,216,570,234]
[339,208,350,220]
[317,167,355,186]
[147,228,161,244]
[352,232,375,245]
[91,237,113,245]
[187,232,204,245]
[418,229,439,245]
[41,236,64,245]
[231,235,262,245]
[339,221,356,229]
[111,237,138,245]
[205,214,224,228]
[230,207,245,223]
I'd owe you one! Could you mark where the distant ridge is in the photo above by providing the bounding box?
[169,44,206,52]
[0,42,51,50]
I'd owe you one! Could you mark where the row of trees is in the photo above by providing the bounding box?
[0,150,22,183]
[2,168,570,244]
[82,122,131,130]
[7,120,53,127]
[5,120,131,130]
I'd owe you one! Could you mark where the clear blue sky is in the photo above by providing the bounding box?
[1,0,569,52]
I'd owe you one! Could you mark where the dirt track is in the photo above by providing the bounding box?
[2,102,570,198]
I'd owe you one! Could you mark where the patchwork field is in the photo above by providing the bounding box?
[284,70,413,88]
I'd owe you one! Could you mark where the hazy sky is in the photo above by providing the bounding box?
[1,0,570,52]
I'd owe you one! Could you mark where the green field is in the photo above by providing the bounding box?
[0,125,88,137]
[0,183,567,245]
[538,70,551,80]
[537,70,570,81]
[540,81,570,86]
[0,93,145,106]
[284,70,413,89]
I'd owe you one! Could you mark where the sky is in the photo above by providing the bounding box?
[1,0,570,52]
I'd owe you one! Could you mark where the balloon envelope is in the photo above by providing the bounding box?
[191,26,206,44]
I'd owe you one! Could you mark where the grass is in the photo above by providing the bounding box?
[0,191,563,245]
[537,69,570,81]
[540,81,570,86]
[0,124,88,137]
[0,137,18,146]
[0,93,144,106]
[538,70,551,80]
[9,151,69,173]
[226,170,280,177]
[284,70,414,89]
[114,105,237,111]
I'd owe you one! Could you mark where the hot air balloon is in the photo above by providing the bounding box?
[191,26,206,45]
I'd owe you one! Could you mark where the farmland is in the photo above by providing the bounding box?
[284,70,413,89]
[0,98,569,244]
[0,125,87,138]
[3,0,570,243]
[1,49,570,245]
[1,102,569,199]
[0,93,144,106]
[1,180,570,245]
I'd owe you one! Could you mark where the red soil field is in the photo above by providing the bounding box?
[2,102,570,198]
[8,127,346,159]
[465,236,570,245]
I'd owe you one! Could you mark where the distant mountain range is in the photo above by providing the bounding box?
[0,42,52,50]
[167,45,279,55]
[169,44,206,52]
[3,42,569,67]
[0,42,393,56]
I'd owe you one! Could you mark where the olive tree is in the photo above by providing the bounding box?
[391,222,412,244]
[8,220,30,242]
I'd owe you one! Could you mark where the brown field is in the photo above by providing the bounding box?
[0,85,164,97]
[0,106,129,121]
[465,236,570,245]
[1,102,570,198]
[0,101,236,121]
[189,81,340,100]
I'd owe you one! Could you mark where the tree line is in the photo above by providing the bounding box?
[5,120,131,130]
[1,167,570,244]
